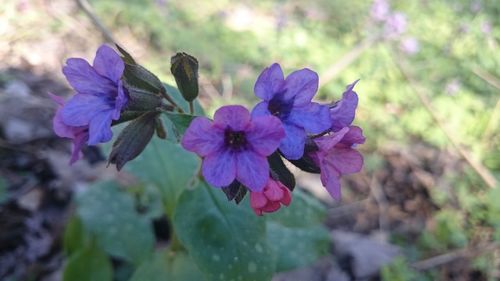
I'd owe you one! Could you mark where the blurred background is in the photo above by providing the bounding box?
[0,0,499,280]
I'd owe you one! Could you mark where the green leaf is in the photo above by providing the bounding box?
[76,182,155,265]
[129,250,204,281]
[164,112,197,138]
[63,216,88,256]
[63,244,113,281]
[116,44,136,64]
[173,182,275,281]
[265,189,330,272]
[124,136,199,217]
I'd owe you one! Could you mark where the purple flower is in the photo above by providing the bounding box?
[50,93,89,164]
[181,105,285,192]
[400,37,420,55]
[371,0,390,22]
[59,45,127,146]
[311,81,365,199]
[252,63,330,160]
[384,12,407,39]
[311,126,365,199]
[330,80,359,132]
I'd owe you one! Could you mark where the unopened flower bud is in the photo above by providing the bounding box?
[170,52,199,102]
[108,112,158,170]
[250,178,291,216]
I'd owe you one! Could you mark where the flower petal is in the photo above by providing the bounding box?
[314,127,350,152]
[250,192,268,209]
[262,201,281,212]
[113,81,128,120]
[181,117,223,157]
[330,80,359,131]
[264,180,284,201]
[324,174,341,200]
[70,131,88,165]
[88,110,114,145]
[48,93,65,106]
[251,101,271,118]
[63,58,116,96]
[52,107,75,138]
[213,105,251,131]
[236,151,269,192]
[61,94,114,127]
[246,115,284,156]
[288,102,330,134]
[202,149,237,187]
[325,148,364,175]
[283,68,319,106]
[279,123,306,160]
[93,45,125,83]
[280,186,292,206]
[340,126,365,146]
[254,63,285,101]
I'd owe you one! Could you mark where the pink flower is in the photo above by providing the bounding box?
[311,126,365,200]
[250,178,291,216]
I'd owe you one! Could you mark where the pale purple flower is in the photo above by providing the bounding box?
[311,126,365,199]
[252,63,330,160]
[384,12,407,39]
[445,79,461,96]
[181,105,285,192]
[50,94,89,164]
[371,0,390,22]
[311,81,365,199]
[481,20,492,34]
[60,45,127,146]
[400,37,420,55]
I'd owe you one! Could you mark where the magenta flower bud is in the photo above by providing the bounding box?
[250,178,291,216]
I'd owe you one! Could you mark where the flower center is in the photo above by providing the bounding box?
[224,129,247,150]
[268,91,293,119]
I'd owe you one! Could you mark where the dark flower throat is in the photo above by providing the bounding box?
[225,129,247,150]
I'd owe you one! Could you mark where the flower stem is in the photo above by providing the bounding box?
[160,90,184,113]
[189,101,194,115]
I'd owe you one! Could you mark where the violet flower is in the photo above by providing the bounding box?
[250,177,291,216]
[60,44,128,146]
[400,37,420,55]
[50,94,89,164]
[330,80,359,132]
[252,63,330,160]
[311,126,365,199]
[311,81,365,199]
[384,12,407,39]
[181,105,285,192]
[371,0,390,22]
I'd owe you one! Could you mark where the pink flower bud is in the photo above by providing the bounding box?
[250,178,291,216]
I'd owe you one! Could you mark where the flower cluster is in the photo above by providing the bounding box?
[182,64,365,215]
[51,45,128,163]
[51,45,365,216]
